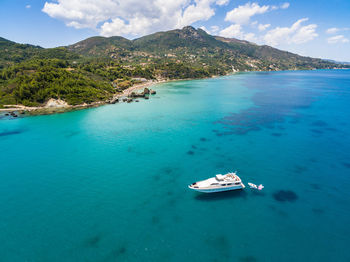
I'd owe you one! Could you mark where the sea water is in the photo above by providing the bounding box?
[0,70,350,262]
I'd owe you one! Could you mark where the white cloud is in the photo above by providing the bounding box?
[258,23,270,31]
[216,0,229,6]
[219,24,256,42]
[225,3,269,25]
[326,28,340,34]
[199,26,209,33]
[26,5,31,9]
[42,0,223,37]
[243,32,257,42]
[210,25,220,34]
[327,35,349,44]
[219,24,243,38]
[326,27,349,35]
[280,2,290,9]
[264,18,318,46]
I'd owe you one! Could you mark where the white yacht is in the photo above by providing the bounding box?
[188,172,245,193]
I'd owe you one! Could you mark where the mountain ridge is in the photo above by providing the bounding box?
[0,26,348,109]
[66,26,341,71]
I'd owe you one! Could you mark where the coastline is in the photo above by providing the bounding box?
[0,80,161,116]
[1,68,345,117]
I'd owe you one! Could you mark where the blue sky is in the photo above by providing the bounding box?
[1,0,350,61]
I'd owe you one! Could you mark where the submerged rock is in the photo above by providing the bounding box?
[150,89,156,95]
[273,190,298,202]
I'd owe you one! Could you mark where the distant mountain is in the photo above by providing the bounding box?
[324,59,350,65]
[0,37,42,68]
[67,26,342,71]
[0,37,79,69]
[0,27,348,108]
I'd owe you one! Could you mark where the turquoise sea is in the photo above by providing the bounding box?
[1,70,350,262]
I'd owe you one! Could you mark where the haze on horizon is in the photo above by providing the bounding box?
[1,0,350,62]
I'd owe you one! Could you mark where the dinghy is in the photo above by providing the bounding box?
[248,182,264,190]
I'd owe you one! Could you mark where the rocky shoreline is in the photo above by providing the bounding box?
[0,80,160,117]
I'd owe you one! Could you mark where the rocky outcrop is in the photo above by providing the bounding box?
[128,87,154,98]
[143,88,150,95]
[109,97,119,104]
[45,98,68,108]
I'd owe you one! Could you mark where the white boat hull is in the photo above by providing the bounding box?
[188,183,245,193]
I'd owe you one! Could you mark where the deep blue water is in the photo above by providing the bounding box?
[1,70,350,262]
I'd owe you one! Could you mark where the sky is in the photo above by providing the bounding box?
[1,0,350,61]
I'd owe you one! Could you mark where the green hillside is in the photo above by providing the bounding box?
[67,26,341,71]
[0,26,347,108]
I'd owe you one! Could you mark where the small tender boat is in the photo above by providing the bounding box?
[248,182,264,190]
[188,172,245,193]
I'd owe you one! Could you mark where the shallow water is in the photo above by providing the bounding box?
[1,70,350,262]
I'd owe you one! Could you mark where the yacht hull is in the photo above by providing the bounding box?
[189,183,245,193]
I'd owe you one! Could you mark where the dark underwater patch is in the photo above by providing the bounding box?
[162,167,173,174]
[289,119,300,124]
[151,215,160,225]
[65,130,80,137]
[191,145,197,149]
[84,234,101,248]
[187,150,195,155]
[325,127,338,132]
[309,158,318,163]
[273,190,298,202]
[153,174,161,181]
[268,205,288,217]
[215,162,225,168]
[167,198,176,206]
[204,235,230,260]
[106,245,127,261]
[271,132,282,137]
[342,162,350,169]
[0,129,23,137]
[214,82,312,135]
[310,183,321,190]
[239,255,258,262]
[312,208,325,215]
[200,137,208,142]
[312,120,328,127]
[293,165,308,173]
[310,129,323,134]
[173,214,181,223]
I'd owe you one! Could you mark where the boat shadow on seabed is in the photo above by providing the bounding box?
[194,189,248,201]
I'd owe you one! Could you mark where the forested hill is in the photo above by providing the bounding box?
[68,26,339,71]
[0,26,347,108]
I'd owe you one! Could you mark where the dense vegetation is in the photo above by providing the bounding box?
[0,58,155,107]
[0,26,347,107]
[69,26,343,72]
